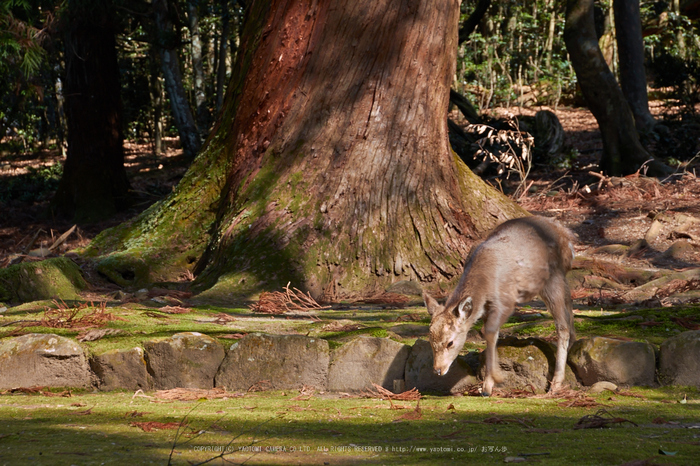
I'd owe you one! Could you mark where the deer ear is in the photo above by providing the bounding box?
[423,292,440,316]
[456,296,472,319]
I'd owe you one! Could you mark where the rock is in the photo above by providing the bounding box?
[144,332,225,389]
[215,334,329,391]
[659,330,700,387]
[328,337,410,392]
[662,240,694,260]
[91,347,152,391]
[589,381,618,394]
[404,339,478,394]
[385,280,423,296]
[0,257,87,304]
[0,333,92,389]
[478,337,578,392]
[568,337,656,386]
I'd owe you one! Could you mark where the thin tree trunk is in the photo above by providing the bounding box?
[215,0,230,112]
[564,0,670,176]
[87,0,524,297]
[149,46,163,155]
[188,0,209,134]
[459,0,491,44]
[153,0,202,159]
[614,0,656,132]
[52,0,130,221]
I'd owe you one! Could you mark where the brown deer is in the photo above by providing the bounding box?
[423,216,576,396]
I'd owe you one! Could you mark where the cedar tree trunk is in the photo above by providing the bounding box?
[188,0,209,134]
[52,0,130,222]
[564,0,670,176]
[613,0,656,132]
[153,0,202,159]
[85,0,524,301]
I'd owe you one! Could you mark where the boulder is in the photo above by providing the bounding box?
[0,257,87,303]
[0,333,92,389]
[659,330,700,387]
[404,339,478,394]
[328,337,410,392]
[90,347,152,391]
[479,337,578,392]
[568,336,656,386]
[215,334,329,391]
[144,332,225,389]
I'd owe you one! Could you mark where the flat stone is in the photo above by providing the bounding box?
[90,347,152,391]
[0,333,92,389]
[215,334,329,391]
[568,336,656,386]
[404,339,478,394]
[144,332,225,389]
[479,337,579,392]
[659,330,700,387]
[328,337,410,392]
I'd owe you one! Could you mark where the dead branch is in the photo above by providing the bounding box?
[362,383,421,401]
[574,409,638,429]
[250,282,329,316]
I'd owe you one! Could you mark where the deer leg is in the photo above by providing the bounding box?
[480,304,512,396]
[541,274,575,392]
[482,328,500,397]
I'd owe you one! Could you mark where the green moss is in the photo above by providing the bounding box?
[0,257,87,304]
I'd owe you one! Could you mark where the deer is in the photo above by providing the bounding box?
[423,216,576,396]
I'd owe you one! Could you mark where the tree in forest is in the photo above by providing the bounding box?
[564,0,671,176]
[153,0,202,159]
[86,0,525,300]
[51,0,131,222]
[614,0,656,133]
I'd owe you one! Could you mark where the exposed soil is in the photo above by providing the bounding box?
[2,104,700,305]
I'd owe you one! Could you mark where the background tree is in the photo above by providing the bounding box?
[564,0,671,176]
[614,0,657,133]
[153,0,202,159]
[51,0,131,221]
[86,0,524,299]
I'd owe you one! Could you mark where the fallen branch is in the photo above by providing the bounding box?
[574,409,638,429]
[362,383,421,401]
[250,282,329,316]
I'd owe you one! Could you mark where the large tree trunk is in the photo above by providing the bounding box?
[613,0,656,132]
[85,0,525,300]
[564,0,670,176]
[51,0,130,222]
[153,0,202,159]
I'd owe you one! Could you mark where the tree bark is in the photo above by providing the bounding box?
[613,0,656,132]
[51,0,130,222]
[564,0,671,176]
[86,0,525,299]
[153,0,202,159]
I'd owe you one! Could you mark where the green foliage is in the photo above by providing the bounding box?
[0,162,62,203]
[457,0,577,110]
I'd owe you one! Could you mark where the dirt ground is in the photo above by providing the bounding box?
[2,104,700,306]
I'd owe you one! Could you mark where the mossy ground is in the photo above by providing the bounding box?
[0,386,698,465]
[1,299,698,354]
